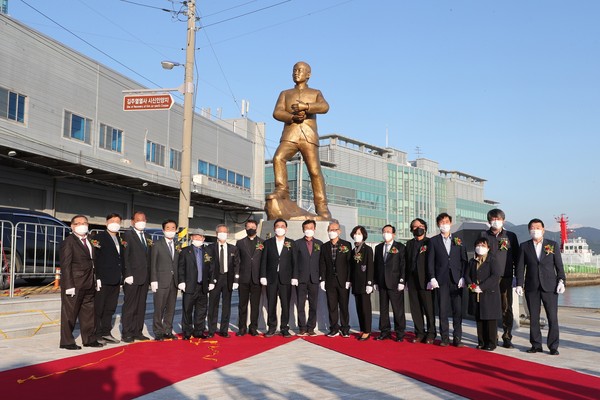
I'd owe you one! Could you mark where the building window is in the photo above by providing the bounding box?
[218,167,227,181]
[63,111,92,144]
[0,87,26,123]
[170,149,181,171]
[198,160,208,175]
[146,140,165,166]
[99,123,123,153]
[244,177,251,189]
[227,170,236,184]
[208,163,217,178]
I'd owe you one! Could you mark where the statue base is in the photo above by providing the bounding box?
[265,192,331,221]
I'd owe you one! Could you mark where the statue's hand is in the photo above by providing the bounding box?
[291,101,308,113]
[291,113,306,123]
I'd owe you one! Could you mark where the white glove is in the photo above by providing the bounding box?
[474,285,483,294]
[150,281,158,292]
[320,281,326,291]
[178,282,186,292]
[291,278,299,286]
[398,283,405,291]
[373,284,379,291]
[458,277,465,289]
[124,276,134,285]
[516,286,523,297]
[65,288,75,297]
[512,277,517,287]
[96,279,102,291]
[232,282,239,290]
[260,278,267,286]
[556,281,565,294]
[429,278,439,290]
[345,282,351,290]
[208,283,215,291]
[365,285,373,294]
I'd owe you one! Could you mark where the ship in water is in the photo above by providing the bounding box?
[557,214,600,267]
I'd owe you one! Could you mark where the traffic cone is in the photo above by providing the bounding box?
[54,267,61,289]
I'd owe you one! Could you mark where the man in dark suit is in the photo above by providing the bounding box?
[207,224,240,338]
[177,228,213,339]
[59,215,103,350]
[319,220,352,338]
[373,224,407,341]
[150,219,180,340]
[260,218,295,337]
[121,211,152,343]
[405,218,435,344]
[427,213,468,347]
[235,219,264,336]
[480,208,520,349]
[516,218,566,355]
[93,213,124,345]
[292,219,323,336]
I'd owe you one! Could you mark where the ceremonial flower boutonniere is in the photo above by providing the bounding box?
[499,238,509,251]
[468,282,478,292]
[120,239,128,248]
[146,238,154,247]
[284,241,292,249]
[388,246,399,254]
[203,253,213,263]
[256,242,264,251]
[453,237,462,246]
[353,253,363,263]
[544,244,554,255]
[339,245,350,253]
[313,243,321,252]
[419,245,427,254]
[90,239,101,249]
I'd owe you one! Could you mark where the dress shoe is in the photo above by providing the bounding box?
[358,333,370,341]
[453,340,465,348]
[134,334,150,341]
[264,330,276,338]
[526,347,543,353]
[341,331,350,338]
[326,329,340,337]
[503,339,515,349]
[297,329,307,336]
[83,341,105,348]
[440,340,450,347]
[97,338,108,345]
[155,335,164,341]
[413,336,425,344]
[281,330,292,338]
[550,349,560,356]
[60,344,82,350]
[374,333,391,341]
[102,335,120,344]
[394,336,404,342]
[206,332,215,338]
[183,335,192,340]
[424,338,434,344]
[122,336,134,343]
[219,332,230,338]
[249,329,259,337]
[236,329,247,337]
[164,333,178,340]
[307,330,317,336]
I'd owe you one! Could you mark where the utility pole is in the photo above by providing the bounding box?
[178,0,196,230]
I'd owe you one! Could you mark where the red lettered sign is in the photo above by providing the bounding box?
[123,94,174,111]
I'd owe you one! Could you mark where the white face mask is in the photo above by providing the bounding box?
[475,246,489,256]
[107,222,121,233]
[439,224,451,234]
[192,239,204,247]
[382,232,393,242]
[530,229,543,240]
[275,228,286,237]
[304,229,315,238]
[490,220,503,230]
[164,231,176,239]
[74,225,88,236]
[353,234,363,243]
[217,232,228,241]
[328,231,339,240]
[134,221,146,231]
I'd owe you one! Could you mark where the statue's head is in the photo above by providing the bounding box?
[293,61,311,84]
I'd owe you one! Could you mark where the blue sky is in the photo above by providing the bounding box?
[7,0,600,229]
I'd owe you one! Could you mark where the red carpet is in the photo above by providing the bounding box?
[303,333,600,400]
[0,335,295,399]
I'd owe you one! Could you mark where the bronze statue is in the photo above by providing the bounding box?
[265,61,332,221]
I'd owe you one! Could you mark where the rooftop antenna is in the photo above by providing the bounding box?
[415,146,423,158]
[385,126,389,148]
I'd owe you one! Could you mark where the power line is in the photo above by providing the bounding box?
[200,0,292,29]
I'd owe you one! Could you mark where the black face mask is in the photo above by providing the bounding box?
[246,228,257,237]
[412,227,425,237]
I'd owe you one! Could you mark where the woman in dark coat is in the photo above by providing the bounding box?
[349,225,374,341]
[465,237,502,350]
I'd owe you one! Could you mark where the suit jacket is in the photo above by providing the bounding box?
[206,242,240,290]
[260,236,295,285]
[150,238,179,288]
[465,255,502,320]
[319,239,352,288]
[177,244,211,293]
[237,236,264,285]
[350,243,374,294]
[516,239,566,293]
[293,237,323,284]
[91,230,123,286]
[405,237,430,290]
[374,241,406,290]
[121,227,151,285]
[480,229,520,279]
[427,234,468,285]
[59,233,95,291]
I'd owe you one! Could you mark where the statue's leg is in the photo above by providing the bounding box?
[270,141,299,199]
[300,142,331,219]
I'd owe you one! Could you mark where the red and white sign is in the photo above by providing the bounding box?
[123,94,174,111]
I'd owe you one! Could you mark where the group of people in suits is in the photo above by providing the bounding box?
[59,208,567,356]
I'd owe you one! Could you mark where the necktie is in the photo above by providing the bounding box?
[139,232,146,248]
[384,243,389,261]
[168,240,174,259]
[307,239,313,255]
[82,237,91,257]
[195,247,203,282]
[219,245,225,274]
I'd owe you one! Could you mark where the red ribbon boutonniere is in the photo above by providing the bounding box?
[499,238,509,251]
[388,246,399,254]
[453,237,462,246]
[203,253,212,263]
[339,245,350,253]
[419,245,427,254]
[353,253,363,263]
[313,243,321,252]
[284,241,292,249]
[120,239,128,248]
[256,242,264,251]
[90,239,101,249]
[544,244,554,255]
